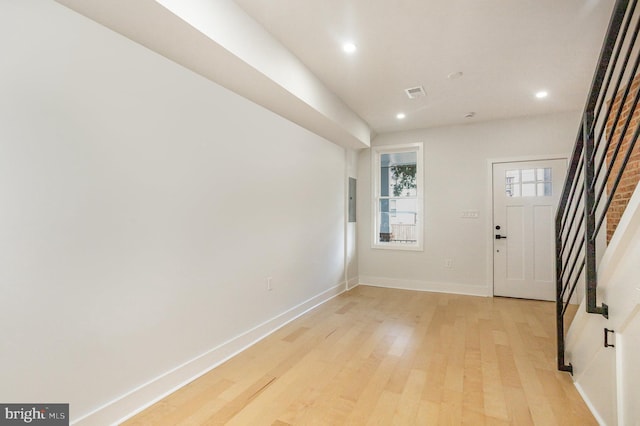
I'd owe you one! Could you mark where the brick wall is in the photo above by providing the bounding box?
[605,74,640,242]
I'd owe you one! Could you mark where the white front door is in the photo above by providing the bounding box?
[493,159,567,301]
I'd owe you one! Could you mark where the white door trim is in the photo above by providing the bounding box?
[486,154,569,298]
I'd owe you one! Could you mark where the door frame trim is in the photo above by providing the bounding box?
[486,154,569,297]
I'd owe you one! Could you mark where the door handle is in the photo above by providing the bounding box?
[495,235,507,240]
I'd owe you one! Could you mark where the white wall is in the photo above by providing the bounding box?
[0,1,347,423]
[358,112,580,295]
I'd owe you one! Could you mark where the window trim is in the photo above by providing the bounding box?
[371,143,424,251]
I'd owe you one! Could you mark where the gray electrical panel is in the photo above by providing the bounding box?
[348,177,356,222]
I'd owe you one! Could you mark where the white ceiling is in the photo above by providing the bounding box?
[233,0,616,134]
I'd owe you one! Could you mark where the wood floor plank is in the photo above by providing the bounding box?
[342,351,401,423]
[393,369,426,424]
[124,287,597,425]
[204,374,277,425]
[503,386,534,426]
[416,399,441,424]
[282,326,310,343]
[478,319,509,421]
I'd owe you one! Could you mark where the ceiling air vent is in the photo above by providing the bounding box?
[405,86,426,99]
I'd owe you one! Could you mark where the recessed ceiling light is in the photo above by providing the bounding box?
[535,91,548,99]
[396,113,406,120]
[448,71,464,79]
[342,43,357,54]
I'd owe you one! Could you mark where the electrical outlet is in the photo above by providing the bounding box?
[444,259,453,269]
[266,276,273,291]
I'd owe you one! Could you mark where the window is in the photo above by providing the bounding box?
[372,143,423,250]
[505,168,552,197]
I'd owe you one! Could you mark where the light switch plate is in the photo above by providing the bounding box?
[461,210,479,219]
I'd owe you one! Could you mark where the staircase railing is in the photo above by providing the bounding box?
[556,0,640,374]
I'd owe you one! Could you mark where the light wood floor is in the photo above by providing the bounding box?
[124,286,596,425]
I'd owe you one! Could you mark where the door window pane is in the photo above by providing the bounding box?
[538,182,552,196]
[522,169,535,182]
[522,182,536,197]
[506,170,520,183]
[505,167,552,197]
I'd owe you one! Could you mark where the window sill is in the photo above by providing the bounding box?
[372,243,423,252]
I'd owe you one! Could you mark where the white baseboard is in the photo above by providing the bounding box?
[73,282,347,426]
[574,381,607,426]
[359,276,491,297]
[346,276,359,290]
